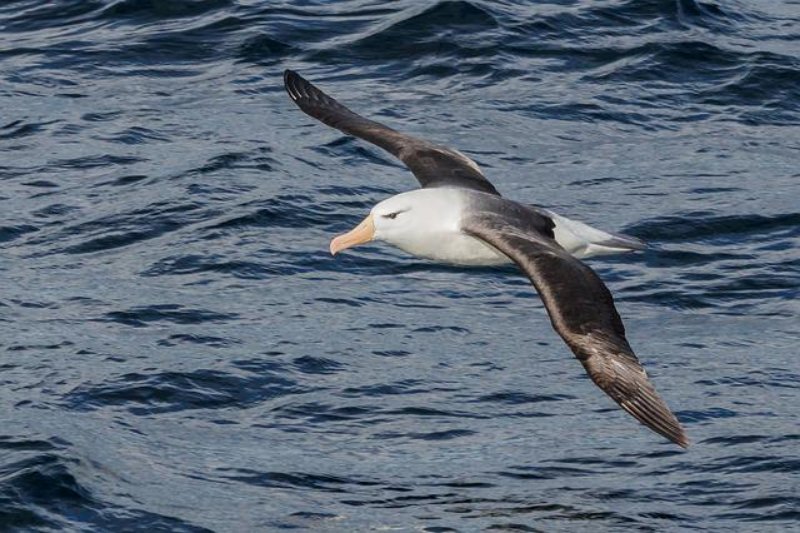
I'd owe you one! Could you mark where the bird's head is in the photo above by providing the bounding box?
[329,189,461,255]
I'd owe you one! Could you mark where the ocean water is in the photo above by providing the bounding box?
[1,0,799,530]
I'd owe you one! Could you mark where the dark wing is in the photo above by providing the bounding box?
[463,212,689,448]
[284,69,500,196]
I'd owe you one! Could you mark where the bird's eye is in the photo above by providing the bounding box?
[382,211,400,220]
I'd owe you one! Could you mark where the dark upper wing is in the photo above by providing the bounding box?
[463,212,689,448]
[284,69,500,196]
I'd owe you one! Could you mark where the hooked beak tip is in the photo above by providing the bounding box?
[329,214,374,257]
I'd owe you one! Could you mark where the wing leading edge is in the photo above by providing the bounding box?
[284,69,500,195]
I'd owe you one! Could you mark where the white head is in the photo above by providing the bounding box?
[329,188,464,256]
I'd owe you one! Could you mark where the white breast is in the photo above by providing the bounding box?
[395,230,511,266]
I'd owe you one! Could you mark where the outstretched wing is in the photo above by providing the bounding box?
[284,69,500,196]
[463,212,688,447]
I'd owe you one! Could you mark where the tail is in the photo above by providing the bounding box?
[543,210,646,259]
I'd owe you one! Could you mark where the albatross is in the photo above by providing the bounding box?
[284,69,689,448]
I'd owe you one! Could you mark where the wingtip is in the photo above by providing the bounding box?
[659,410,690,449]
[283,69,315,104]
[673,429,690,449]
[283,69,298,100]
[616,386,690,450]
[655,415,690,449]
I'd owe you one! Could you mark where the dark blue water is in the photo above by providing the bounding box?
[2,1,799,530]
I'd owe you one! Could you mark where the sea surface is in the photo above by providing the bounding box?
[1,1,799,531]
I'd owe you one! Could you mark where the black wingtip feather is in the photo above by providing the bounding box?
[284,69,321,104]
[283,69,302,102]
[622,398,689,449]
[283,69,341,115]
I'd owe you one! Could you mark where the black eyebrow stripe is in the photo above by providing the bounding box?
[381,208,411,218]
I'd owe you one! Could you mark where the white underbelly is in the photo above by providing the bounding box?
[395,231,511,266]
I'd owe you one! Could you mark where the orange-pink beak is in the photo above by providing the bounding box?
[330,214,375,256]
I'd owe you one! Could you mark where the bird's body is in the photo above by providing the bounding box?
[355,187,646,265]
[284,69,689,448]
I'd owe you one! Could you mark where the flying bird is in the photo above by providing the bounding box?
[283,69,688,448]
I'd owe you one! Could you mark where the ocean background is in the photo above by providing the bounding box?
[1,0,799,530]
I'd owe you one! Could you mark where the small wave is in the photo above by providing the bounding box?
[100,126,170,145]
[0,447,209,531]
[217,468,379,492]
[313,1,498,64]
[100,0,233,21]
[237,34,295,65]
[0,224,38,244]
[64,366,306,414]
[206,194,336,230]
[101,304,237,327]
[0,119,59,140]
[157,333,240,347]
[631,212,800,242]
[473,391,574,405]
[23,200,218,256]
[341,379,459,397]
[374,429,477,441]
[141,253,296,279]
